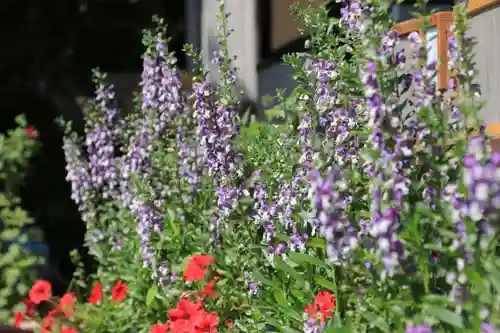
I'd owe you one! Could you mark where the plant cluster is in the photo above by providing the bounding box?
[9,0,500,332]
[0,116,41,322]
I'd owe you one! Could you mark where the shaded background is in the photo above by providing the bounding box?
[0,0,186,294]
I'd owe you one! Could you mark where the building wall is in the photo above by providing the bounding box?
[468,5,500,124]
[270,0,321,51]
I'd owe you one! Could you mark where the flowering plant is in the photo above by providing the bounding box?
[0,115,41,322]
[9,0,500,332]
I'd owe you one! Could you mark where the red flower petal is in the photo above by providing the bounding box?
[59,293,75,317]
[314,291,336,314]
[183,254,215,282]
[60,326,77,333]
[88,282,102,304]
[111,280,127,302]
[168,308,186,322]
[23,299,36,317]
[29,280,52,305]
[193,311,219,331]
[177,298,202,317]
[149,323,169,333]
[192,255,215,267]
[14,311,24,328]
[25,126,39,139]
[184,261,206,282]
[41,315,54,333]
[201,279,217,299]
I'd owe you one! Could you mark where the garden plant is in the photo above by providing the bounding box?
[9,0,500,332]
[0,116,41,323]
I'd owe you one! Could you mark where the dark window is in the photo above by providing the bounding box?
[392,0,454,22]
[258,0,272,60]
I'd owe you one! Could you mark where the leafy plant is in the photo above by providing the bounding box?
[9,0,500,332]
[0,115,42,322]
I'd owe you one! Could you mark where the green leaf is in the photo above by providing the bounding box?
[0,228,20,241]
[253,271,280,290]
[273,289,289,309]
[289,252,329,269]
[313,276,337,292]
[17,257,38,268]
[275,260,305,286]
[307,238,326,249]
[146,285,158,308]
[360,311,390,333]
[280,327,302,333]
[423,304,464,328]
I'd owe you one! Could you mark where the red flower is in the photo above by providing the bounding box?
[304,304,316,318]
[41,315,54,333]
[169,319,191,333]
[176,298,202,319]
[314,291,336,319]
[184,254,215,282]
[60,326,77,333]
[59,293,75,317]
[168,308,187,322]
[47,308,59,318]
[88,282,102,304]
[201,279,217,299]
[305,291,336,324]
[149,323,169,333]
[23,299,36,317]
[192,311,219,333]
[111,280,127,302]
[225,320,234,328]
[14,311,24,328]
[29,280,52,304]
[168,298,203,333]
[25,126,39,139]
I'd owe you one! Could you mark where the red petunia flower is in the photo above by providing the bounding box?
[305,291,336,324]
[111,280,127,302]
[23,299,36,317]
[201,279,217,299]
[59,293,75,317]
[192,310,219,333]
[29,280,52,304]
[60,326,77,333]
[14,311,24,328]
[47,308,59,318]
[169,319,191,333]
[314,291,336,319]
[184,254,215,282]
[41,315,54,333]
[88,282,102,304]
[225,320,234,328]
[168,308,187,322]
[149,323,169,333]
[177,298,202,318]
[25,126,39,139]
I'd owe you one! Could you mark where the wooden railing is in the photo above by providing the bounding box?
[392,1,500,140]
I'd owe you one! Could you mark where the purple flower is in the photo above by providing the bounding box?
[406,324,432,333]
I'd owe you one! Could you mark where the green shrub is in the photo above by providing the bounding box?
[0,115,41,322]
[11,1,500,333]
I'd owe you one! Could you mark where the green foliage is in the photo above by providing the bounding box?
[15,0,500,332]
[0,115,42,322]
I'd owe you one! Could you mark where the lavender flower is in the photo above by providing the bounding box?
[119,32,185,267]
[406,324,433,333]
[85,83,119,200]
[303,317,323,333]
[310,168,359,264]
[340,1,364,34]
